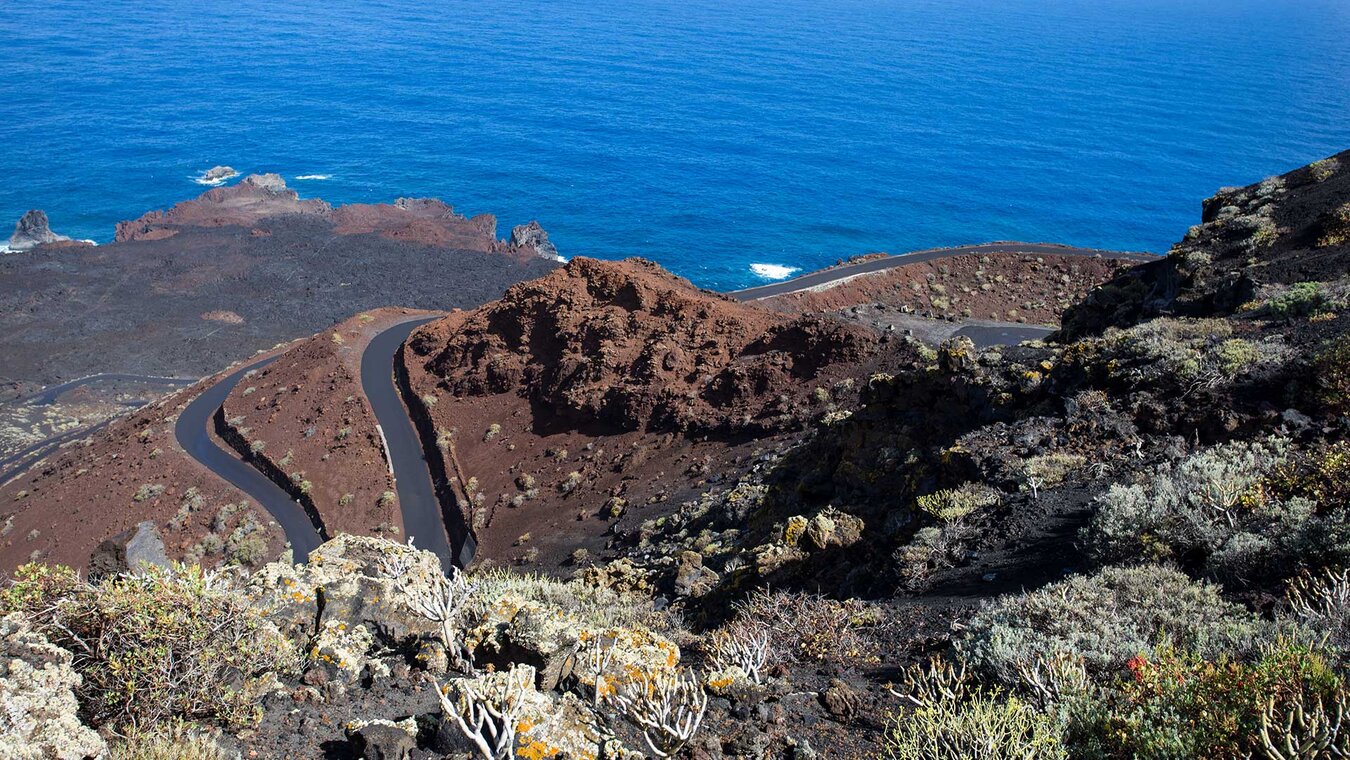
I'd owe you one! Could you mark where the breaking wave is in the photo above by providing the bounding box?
[192,166,239,186]
[749,263,800,280]
[294,174,333,181]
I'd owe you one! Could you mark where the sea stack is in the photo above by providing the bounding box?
[509,219,561,260]
[6,209,72,251]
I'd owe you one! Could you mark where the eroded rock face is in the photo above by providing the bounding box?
[6,210,72,252]
[0,613,106,760]
[509,220,560,260]
[407,257,886,435]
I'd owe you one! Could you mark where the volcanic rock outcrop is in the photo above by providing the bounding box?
[1060,148,1350,338]
[6,210,73,251]
[508,220,561,260]
[406,257,884,435]
[112,174,534,255]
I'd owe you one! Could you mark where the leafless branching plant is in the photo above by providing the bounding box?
[609,668,708,758]
[437,665,534,760]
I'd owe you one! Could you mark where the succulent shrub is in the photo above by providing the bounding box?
[1313,335,1350,416]
[1264,282,1335,320]
[1084,641,1342,760]
[1081,438,1306,582]
[883,692,1066,760]
[1094,318,1284,395]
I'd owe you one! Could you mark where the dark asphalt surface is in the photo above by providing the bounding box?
[954,324,1055,347]
[22,373,194,405]
[1,373,198,485]
[0,423,108,486]
[6,244,1154,560]
[361,318,464,570]
[175,356,325,560]
[728,242,1154,301]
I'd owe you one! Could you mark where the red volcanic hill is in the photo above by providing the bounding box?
[406,257,885,435]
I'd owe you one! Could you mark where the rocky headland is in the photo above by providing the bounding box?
[3,151,1350,758]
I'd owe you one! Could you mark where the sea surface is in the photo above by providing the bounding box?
[1,0,1348,290]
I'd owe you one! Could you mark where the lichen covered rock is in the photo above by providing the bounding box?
[250,534,447,679]
[0,613,105,760]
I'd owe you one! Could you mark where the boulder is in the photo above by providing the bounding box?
[249,535,447,680]
[820,678,863,721]
[346,718,418,760]
[464,574,680,695]
[673,550,720,598]
[805,508,864,551]
[88,520,172,579]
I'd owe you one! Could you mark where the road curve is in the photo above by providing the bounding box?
[20,373,194,406]
[360,318,469,571]
[175,356,325,560]
[14,243,1157,563]
[2,374,198,486]
[728,242,1155,301]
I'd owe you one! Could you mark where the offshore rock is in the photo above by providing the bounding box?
[509,220,561,260]
[6,210,72,251]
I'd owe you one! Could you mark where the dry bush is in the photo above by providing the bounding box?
[733,588,874,663]
[2,563,296,729]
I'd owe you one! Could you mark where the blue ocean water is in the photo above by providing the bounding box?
[0,0,1347,291]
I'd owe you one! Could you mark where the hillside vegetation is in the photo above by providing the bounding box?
[5,150,1350,758]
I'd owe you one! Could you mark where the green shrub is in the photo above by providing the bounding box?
[894,524,970,592]
[107,720,228,760]
[1081,438,1308,584]
[133,483,166,502]
[1098,318,1284,394]
[959,565,1262,684]
[1265,282,1334,320]
[1318,203,1350,248]
[0,562,79,624]
[1086,641,1341,759]
[883,692,1066,759]
[916,483,1001,523]
[1313,336,1350,415]
[1310,157,1341,182]
[2,563,296,729]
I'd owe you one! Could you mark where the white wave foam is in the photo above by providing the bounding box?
[294,174,333,181]
[750,263,800,280]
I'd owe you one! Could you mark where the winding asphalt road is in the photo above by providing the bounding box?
[9,242,1155,565]
[174,356,327,560]
[171,318,468,568]
[1,373,195,486]
[360,318,470,571]
[728,242,1154,301]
